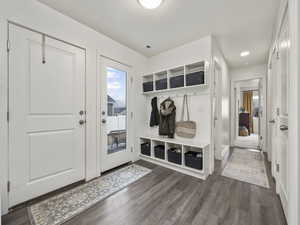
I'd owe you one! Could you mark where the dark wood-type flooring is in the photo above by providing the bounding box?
[2,151,287,225]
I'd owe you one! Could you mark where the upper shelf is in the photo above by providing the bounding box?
[140,135,210,149]
[142,61,209,95]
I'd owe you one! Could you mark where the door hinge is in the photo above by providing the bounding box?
[130,76,134,84]
[7,111,9,122]
[276,164,280,172]
[7,181,10,192]
[131,112,133,119]
[269,63,272,70]
[276,51,280,60]
[276,108,280,116]
[7,39,10,53]
[131,147,134,153]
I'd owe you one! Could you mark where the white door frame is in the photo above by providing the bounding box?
[233,82,261,147]
[212,61,223,160]
[230,76,267,152]
[287,0,300,223]
[0,21,87,214]
[0,18,9,215]
[96,54,134,174]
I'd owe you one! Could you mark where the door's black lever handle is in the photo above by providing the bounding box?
[280,125,288,131]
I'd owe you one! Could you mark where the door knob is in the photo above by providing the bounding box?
[102,119,106,124]
[79,120,86,125]
[269,119,275,124]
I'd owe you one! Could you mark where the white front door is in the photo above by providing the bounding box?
[99,58,132,172]
[8,24,85,207]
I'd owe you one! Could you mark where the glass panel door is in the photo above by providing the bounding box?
[106,67,127,155]
[99,57,131,172]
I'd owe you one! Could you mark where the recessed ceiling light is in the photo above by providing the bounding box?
[240,51,250,57]
[138,0,163,9]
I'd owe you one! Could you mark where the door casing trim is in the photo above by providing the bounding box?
[230,75,267,152]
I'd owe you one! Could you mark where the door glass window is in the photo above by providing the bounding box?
[106,67,127,154]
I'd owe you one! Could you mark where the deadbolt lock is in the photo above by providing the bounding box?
[79,110,86,115]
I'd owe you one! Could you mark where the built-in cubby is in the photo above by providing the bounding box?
[139,136,210,179]
[166,142,182,165]
[140,138,151,156]
[185,61,205,86]
[183,146,203,171]
[141,61,208,94]
[153,140,166,160]
[169,66,185,89]
[155,71,168,90]
[142,74,154,92]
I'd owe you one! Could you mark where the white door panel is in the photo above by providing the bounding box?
[99,58,132,172]
[9,25,85,207]
[276,14,289,216]
[268,12,289,217]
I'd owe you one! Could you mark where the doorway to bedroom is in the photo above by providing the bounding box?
[233,78,263,150]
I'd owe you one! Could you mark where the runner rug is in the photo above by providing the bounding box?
[29,164,151,225]
[222,148,270,188]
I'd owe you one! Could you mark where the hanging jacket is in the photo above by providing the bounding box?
[159,98,176,138]
[150,97,160,127]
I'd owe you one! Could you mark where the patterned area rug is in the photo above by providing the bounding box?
[222,148,270,188]
[29,164,151,225]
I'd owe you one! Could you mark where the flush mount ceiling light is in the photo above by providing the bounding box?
[138,0,163,9]
[240,51,250,57]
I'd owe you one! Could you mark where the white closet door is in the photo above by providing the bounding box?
[276,13,289,217]
[8,25,85,207]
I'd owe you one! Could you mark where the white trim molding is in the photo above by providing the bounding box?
[0,18,9,215]
[287,0,300,224]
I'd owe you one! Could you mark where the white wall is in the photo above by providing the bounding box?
[147,37,212,72]
[0,0,147,214]
[230,63,267,81]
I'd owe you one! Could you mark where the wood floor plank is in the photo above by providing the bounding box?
[2,158,287,225]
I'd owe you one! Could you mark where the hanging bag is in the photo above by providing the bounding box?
[176,95,196,138]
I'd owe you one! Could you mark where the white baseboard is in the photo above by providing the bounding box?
[215,145,230,160]
[278,181,288,220]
